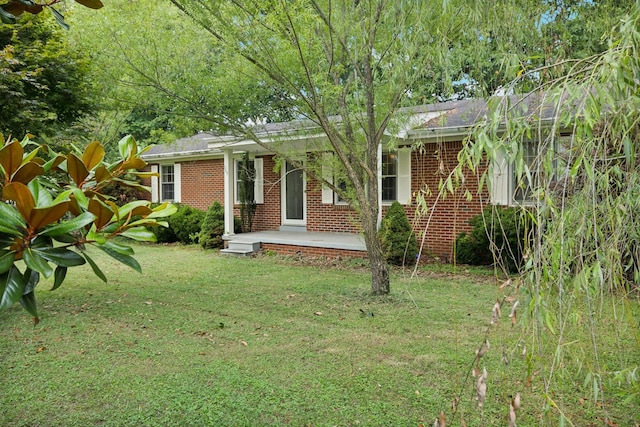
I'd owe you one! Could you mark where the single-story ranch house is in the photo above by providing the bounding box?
[140,96,551,260]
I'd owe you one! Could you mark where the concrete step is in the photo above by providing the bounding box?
[227,241,261,252]
[220,248,255,256]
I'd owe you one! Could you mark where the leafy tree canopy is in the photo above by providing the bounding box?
[0,12,96,147]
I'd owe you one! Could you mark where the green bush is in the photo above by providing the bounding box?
[153,204,205,244]
[455,206,532,272]
[379,201,418,265]
[199,202,241,249]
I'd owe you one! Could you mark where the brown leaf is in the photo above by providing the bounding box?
[36,346,46,353]
[74,0,104,9]
[3,182,34,222]
[0,140,24,178]
[66,153,89,186]
[81,141,105,171]
[476,367,487,407]
[314,311,323,316]
[240,340,248,346]
[508,402,516,427]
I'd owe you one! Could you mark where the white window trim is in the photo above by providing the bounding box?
[153,163,181,203]
[233,157,264,205]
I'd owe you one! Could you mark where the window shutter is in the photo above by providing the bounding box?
[490,150,510,206]
[322,152,334,204]
[254,157,264,204]
[151,164,159,203]
[173,163,182,203]
[397,148,412,205]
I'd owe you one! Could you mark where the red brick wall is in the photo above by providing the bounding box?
[404,141,488,260]
[180,159,225,211]
[306,174,361,233]
[261,243,366,259]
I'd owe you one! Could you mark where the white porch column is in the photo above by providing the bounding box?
[377,143,383,230]
[223,149,235,236]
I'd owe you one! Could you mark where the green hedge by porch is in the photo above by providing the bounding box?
[379,201,418,265]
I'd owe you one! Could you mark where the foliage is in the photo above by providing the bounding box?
[153,203,204,245]
[0,134,175,323]
[378,201,417,266]
[198,201,240,249]
[0,12,96,145]
[238,152,256,233]
[449,4,640,423]
[455,206,532,273]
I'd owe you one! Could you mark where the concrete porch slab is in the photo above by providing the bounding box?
[224,231,366,252]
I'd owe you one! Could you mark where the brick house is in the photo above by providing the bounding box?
[141,97,533,260]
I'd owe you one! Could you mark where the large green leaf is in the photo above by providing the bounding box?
[0,201,26,229]
[41,212,96,237]
[37,247,86,267]
[97,245,141,273]
[23,247,54,278]
[49,6,69,30]
[117,135,137,160]
[120,226,157,242]
[0,267,26,310]
[51,266,67,291]
[82,253,107,283]
[0,250,16,275]
[102,240,135,255]
[19,291,38,323]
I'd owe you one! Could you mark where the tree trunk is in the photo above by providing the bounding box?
[360,204,390,295]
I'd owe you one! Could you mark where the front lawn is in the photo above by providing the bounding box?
[1,244,637,426]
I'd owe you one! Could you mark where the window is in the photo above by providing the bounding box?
[382,152,398,202]
[161,165,175,201]
[512,141,539,203]
[235,159,255,204]
[234,157,264,204]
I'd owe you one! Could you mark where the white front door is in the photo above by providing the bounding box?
[282,161,306,226]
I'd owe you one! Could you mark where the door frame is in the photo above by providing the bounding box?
[281,161,306,226]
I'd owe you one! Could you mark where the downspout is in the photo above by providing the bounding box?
[223,149,235,236]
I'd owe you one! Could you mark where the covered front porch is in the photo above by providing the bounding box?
[222,230,367,258]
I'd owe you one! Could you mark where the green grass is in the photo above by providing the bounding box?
[1,244,638,426]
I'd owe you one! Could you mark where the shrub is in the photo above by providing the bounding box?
[379,201,418,265]
[455,206,532,272]
[154,204,205,244]
[199,202,241,249]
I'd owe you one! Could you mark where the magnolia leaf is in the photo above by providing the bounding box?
[133,171,159,179]
[49,6,69,30]
[97,245,141,273]
[23,247,54,278]
[42,153,66,172]
[1,2,23,18]
[66,153,90,186]
[29,202,70,231]
[0,202,26,234]
[0,250,16,275]
[120,226,157,242]
[19,291,38,323]
[11,162,44,185]
[88,199,114,230]
[117,200,152,220]
[37,247,85,268]
[147,202,177,219]
[3,182,35,222]
[117,135,137,160]
[82,141,105,170]
[28,179,53,207]
[121,158,147,170]
[102,240,135,255]
[41,211,96,237]
[51,266,67,291]
[74,0,104,9]
[94,165,112,183]
[82,253,107,283]
[0,266,27,310]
